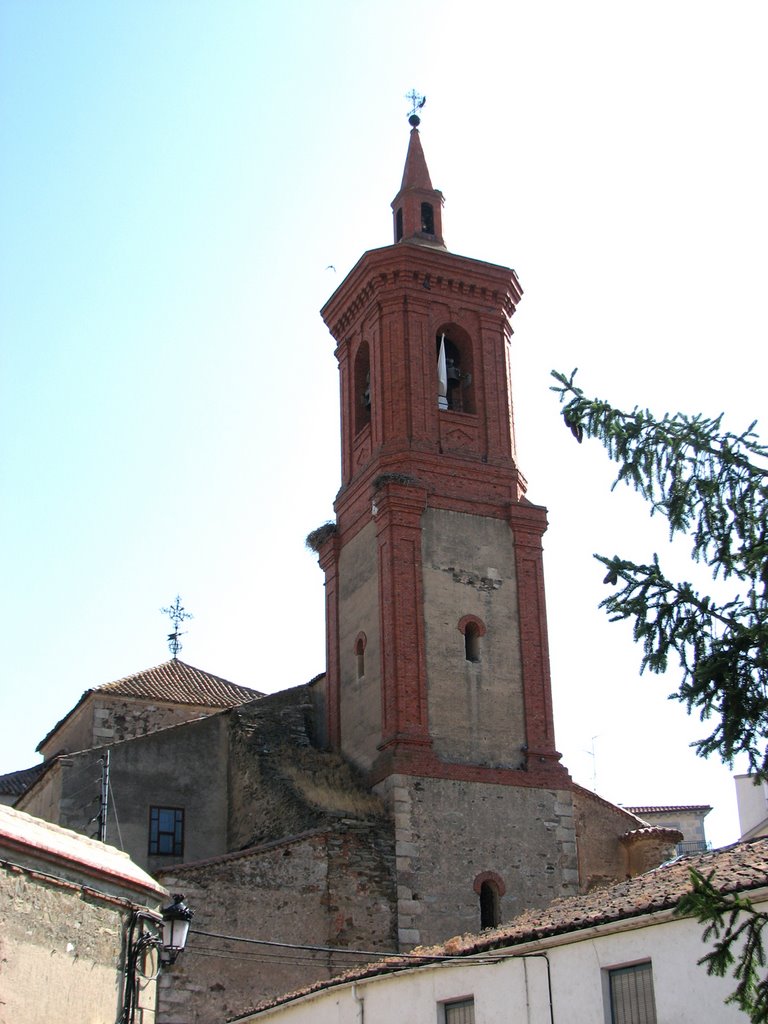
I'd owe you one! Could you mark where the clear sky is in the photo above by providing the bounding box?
[2,1,766,848]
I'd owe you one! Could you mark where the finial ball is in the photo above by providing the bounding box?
[408,114,421,127]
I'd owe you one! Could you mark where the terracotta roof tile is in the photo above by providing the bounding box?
[0,763,45,796]
[627,804,713,815]
[96,659,261,706]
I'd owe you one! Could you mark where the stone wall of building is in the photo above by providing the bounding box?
[376,773,578,948]
[158,822,397,1024]
[226,686,378,849]
[571,786,680,890]
[0,805,166,1024]
[19,714,232,872]
[0,866,132,1024]
[40,694,229,760]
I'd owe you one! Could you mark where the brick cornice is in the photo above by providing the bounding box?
[321,244,522,339]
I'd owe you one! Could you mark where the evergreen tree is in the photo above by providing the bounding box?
[551,368,768,773]
[552,369,768,1020]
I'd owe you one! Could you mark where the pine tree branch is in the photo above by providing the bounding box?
[551,369,768,770]
[677,869,768,1022]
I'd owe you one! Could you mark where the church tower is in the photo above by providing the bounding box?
[315,108,578,945]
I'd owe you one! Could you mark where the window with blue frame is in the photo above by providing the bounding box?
[149,806,184,856]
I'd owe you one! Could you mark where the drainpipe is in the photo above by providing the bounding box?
[519,953,554,1024]
[352,982,364,1024]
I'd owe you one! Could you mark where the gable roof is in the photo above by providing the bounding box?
[0,763,46,797]
[37,659,262,752]
[239,837,768,1017]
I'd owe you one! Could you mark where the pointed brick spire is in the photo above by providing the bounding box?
[391,127,445,248]
[399,127,434,191]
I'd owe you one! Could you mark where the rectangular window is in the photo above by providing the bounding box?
[443,999,475,1024]
[149,806,184,856]
[608,962,657,1024]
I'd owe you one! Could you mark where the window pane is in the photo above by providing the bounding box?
[609,963,657,1024]
[445,999,475,1024]
[149,806,184,856]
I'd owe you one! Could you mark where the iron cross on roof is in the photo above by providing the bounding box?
[406,89,426,125]
[161,595,193,659]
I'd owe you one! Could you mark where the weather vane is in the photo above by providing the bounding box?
[405,88,426,126]
[161,595,193,659]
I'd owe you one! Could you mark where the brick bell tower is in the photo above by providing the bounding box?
[315,107,577,944]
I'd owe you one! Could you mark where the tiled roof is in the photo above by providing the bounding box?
[0,763,45,796]
[37,659,262,752]
[239,837,768,1018]
[95,659,261,706]
[628,804,713,815]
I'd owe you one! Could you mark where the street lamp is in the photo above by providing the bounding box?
[121,895,194,1023]
[159,894,194,965]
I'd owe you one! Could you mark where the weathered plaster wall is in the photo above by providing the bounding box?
[337,519,381,771]
[421,508,526,765]
[376,773,578,948]
[22,716,231,872]
[17,761,63,824]
[633,807,709,847]
[0,867,135,1024]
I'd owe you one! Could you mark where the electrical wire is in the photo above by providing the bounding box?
[189,929,517,966]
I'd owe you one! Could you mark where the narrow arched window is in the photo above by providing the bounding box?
[480,880,500,929]
[464,622,481,663]
[353,342,371,434]
[420,202,434,234]
[458,615,485,663]
[355,633,367,679]
[474,871,505,929]
[396,208,403,242]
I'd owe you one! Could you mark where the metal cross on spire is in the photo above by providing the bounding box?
[405,88,426,126]
[161,595,193,659]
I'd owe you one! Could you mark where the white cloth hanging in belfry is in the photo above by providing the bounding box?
[437,333,448,410]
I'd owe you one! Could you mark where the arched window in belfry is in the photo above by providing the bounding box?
[395,208,404,242]
[353,341,371,434]
[436,324,475,414]
[420,201,435,235]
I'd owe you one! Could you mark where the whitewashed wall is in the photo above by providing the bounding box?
[243,908,757,1024]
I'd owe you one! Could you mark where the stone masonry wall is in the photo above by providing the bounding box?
[376,774,578,948]
[572,786,659,890]
[158,822,397,1024]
